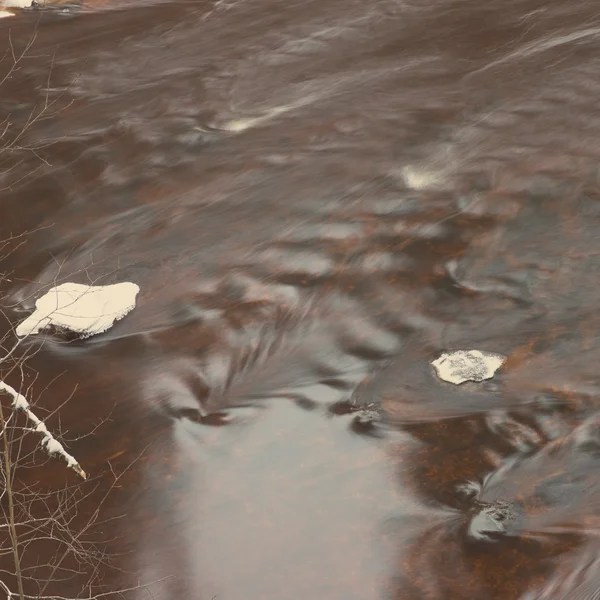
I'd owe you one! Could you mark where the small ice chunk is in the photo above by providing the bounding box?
[16,282,140,338]
[431,349,506,385]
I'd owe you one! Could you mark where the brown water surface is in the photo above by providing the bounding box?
[2,0,600,598]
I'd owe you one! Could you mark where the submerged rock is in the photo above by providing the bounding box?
[431,350,506,385]
[16,282,140,339]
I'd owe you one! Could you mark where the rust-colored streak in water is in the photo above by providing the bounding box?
[2,0,600,598]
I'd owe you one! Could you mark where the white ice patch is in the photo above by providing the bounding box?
[431,349,506,385]
[16,282,140,338]
[0,9,14,17]
[3,0,31,6]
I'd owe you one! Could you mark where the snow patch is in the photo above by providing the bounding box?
[16,282,140,338]
[0,382,28,410]
[0,380,86,477]
[0,9,14,17]
[431,349,506,385]
[12,392,29,411]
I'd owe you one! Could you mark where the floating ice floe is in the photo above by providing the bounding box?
[431,349,506,385]
[0,0,39,16]
[3,0,33,6]
[16,282,140,338]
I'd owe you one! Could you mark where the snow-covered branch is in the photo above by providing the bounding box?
[0,381,86,479]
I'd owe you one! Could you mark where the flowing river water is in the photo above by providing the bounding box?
[2,0,600,598]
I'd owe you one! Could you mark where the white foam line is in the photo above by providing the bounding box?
[469,27,600,77]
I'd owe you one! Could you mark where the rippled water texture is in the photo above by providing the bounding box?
[2,0,600,598]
